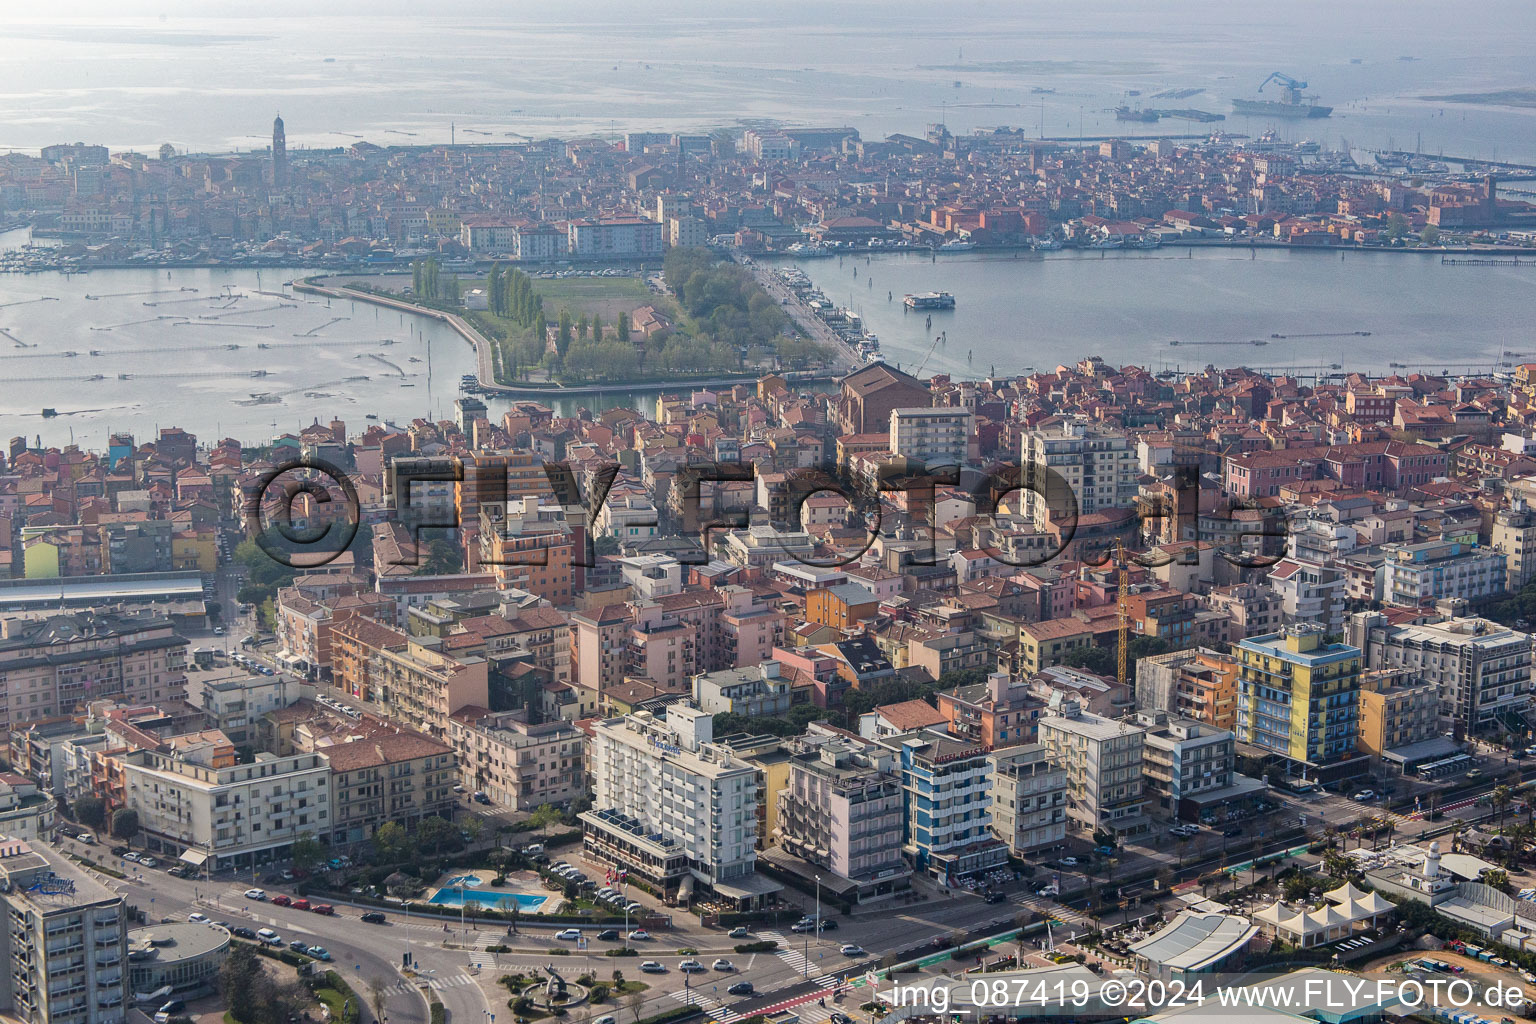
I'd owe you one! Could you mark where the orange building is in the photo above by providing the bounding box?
[805,583,881,632]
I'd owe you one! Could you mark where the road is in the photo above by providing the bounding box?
[727,253,862,368]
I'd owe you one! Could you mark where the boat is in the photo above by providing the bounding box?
[41,408,57,418]
[785,242,833,258]
[1115,106,1160,123]
[1130,235,1162,249]
[1031,236,1063,251]
[1232,89,1331,119]
[1087,237,1123,250]
[939,239,976,251]
[365,413,379,420]
[904,291,956,310]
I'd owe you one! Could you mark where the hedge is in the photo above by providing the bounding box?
[734,941,778,954]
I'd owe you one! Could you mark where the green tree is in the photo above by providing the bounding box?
[219,944,264,1017]
[415,815,455,856]
[590,313,603,343]
[292,833,326,873]
[577,313,589,342]
[110,808,140,841]
[73,796,107,831]
[418,537,463,576]
[371,821,412,863]
[1420,224,1441,246]
[462,816,484,848]
[557,309,574,358]
[1385,213,1409,242]
[615,311,630,345]
[530,803,563,839]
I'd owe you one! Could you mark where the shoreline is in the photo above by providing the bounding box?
[294,277,840,399]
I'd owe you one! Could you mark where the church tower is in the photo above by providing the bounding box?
[272,114,288,187]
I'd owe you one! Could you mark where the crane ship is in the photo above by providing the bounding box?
[1232,72,1332,119]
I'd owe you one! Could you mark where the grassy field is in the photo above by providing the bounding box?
[534,276,675,322]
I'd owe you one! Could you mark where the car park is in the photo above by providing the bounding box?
[728,982,754,996]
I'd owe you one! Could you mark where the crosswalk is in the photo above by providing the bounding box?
[377,972,480,995]
[466,951,498,970]
[757,931,841,991]
[663,986,742,1023]
[1011,894,1093,928]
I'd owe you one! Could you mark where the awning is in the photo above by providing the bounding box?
[711,873,785,900]
[179,849,209,867]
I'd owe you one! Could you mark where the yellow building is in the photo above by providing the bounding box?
[1015,619,1094,676]
[1357,671,1439,757]
[21,539,60,579]
[172,530,217,573]
[1236,624,1362,767]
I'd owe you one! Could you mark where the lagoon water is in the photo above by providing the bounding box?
[783,247,1536,380]
[3,2,1536,162]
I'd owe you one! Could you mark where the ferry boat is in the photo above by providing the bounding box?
[904,291,956,310]
[939,239,976,252]
[785,242,833,258]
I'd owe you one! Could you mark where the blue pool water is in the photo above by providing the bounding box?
[428,877,549,911]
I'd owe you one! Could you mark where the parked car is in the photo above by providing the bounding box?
[628,929,650,941]
[361,912,387,924]
[231,926,257,940]
[728,926,751,938]
[271,895,291,907]
[984,892,1006,904]
[840,944,866,957]
[308,946,332,961]
[257,928,282,946]
[111,846,129,857]
[831,1014,854,1024]
[139,856,159,868]
[244,888,267,901]
[712,959,734,971]
[311,904,335,916]
[818,918,838,931]
[728,982,755,996]
[1352,790,1376,802]
[122,851,140,863]
[593,1017,616,1024]
[77,833,96,845]
[291,899,312,912]
[188,913,210,924]
[290,940,310,953]
[640,961,666,973]
[556,929,582,941]
[597,929,620,941]
[679,960,706,973]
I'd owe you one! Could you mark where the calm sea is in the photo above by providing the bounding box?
[3,1,1536,161]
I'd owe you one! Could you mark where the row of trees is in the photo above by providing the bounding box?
[663,247,823,366]
[487,265,547,332]
[411,258,460,303]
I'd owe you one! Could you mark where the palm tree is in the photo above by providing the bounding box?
[1494,785,1513,830]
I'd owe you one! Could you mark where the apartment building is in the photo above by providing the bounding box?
[320,728,456,846]
[1204,584,1282,646]
[1020,420,1137,530]
[1492,503,1536,591]
[1357,672,1441,757]
[582,705,771,907]
[1015,619,1094,676]
[986,743,1068,855]
[1037,698,1151,838]
[0,612,188,733]
[566,217,665,258]
[692,662,792,717]
[1267,559,1348,636]
[1137,712,1239,820]
[0,840,127,1024]
[1236,624,1363,770]
[446,711,585,811]
[1348,611,1533,736]
[570,604,633,697]
[1136,648,1238,731]
[330,618,488,739]
[880,729,1009,882]
[773,740,910,904]
[889,406,974,468]
[477,501,576,605]
[1381,539,1506,608]
[937,672,1044,748]
[121,749,331,872]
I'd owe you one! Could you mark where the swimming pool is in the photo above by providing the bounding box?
[428,876,549,911]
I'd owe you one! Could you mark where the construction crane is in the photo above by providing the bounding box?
[1257,72,1307,93]
[1116,539,1131,687]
